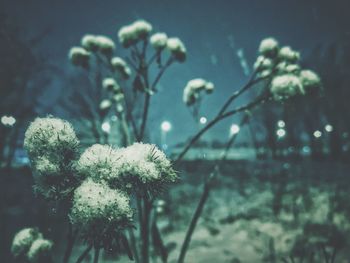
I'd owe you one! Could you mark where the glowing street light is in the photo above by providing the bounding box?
[313,130,322,138]
[199,116,207,125]
[325,124,333,132]
[101,122,111,133]
[277,120,285,128]
[276,128,286,138]
[161,121,172,150]
[1,115,16,127]
[161,121,172,132]
[230,124,240,136]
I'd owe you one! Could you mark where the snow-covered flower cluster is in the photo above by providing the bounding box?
[150,32,168,50]
[166,37,187,62]
[27,239,53,263]
[102,78,119,92]
[81,34,116,57]
[76,142,177,194]
[24,117,79,198]
[254,37,321,100]
[68,47,90,68]
[76,144,120,182]
[111,57,131,79]
[183,78,215,106]
[11,228,53,262]
[112,143,178,193]
[118,20,153,47]
[70,179,132,237]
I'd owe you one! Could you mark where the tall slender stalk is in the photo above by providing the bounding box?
[93,247,100,263]
[177,114,249,263]
[75,244,92,263]
[63,223,78,263]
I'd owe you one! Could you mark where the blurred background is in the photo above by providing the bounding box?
[1,0,350,262]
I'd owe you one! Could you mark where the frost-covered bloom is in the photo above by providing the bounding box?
[183,78,214,105]
[70,179,132,235]
[150,32,168,50]
[299,69,321,90]
[68,47,90,68]
[270,74,304,100]
[95,35,115,56]
[111,57,131,79]
[259,37,279,58]
[276,62,301,74]
[279,46,300,63]
[166,37,186,62]
[254,55,274,74]
[81,34,99,52]
[34,156,61,177]
[118,20,152,47]
[11,228,43,258]
[111,143,177,193]
[113,93,124,103]
[27,239,53,263]
[99,99,112,110]
[24,117,79,159]
[102,78,119,91]
[76,144,120,182]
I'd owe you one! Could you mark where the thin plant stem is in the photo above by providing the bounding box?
[63,223,78,263]
[141,195,151,263]
[177,114,248,263]
[75,244,92,263]
[93,247,100,263]
[128,229,140,263]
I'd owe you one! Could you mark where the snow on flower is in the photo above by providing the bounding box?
[11,228,43,258]
[150,32,168,50]
[27,239,53,263]
[68,46,90,68]
[166,37,186,62]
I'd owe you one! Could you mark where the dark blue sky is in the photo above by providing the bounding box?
[2,0,350,145]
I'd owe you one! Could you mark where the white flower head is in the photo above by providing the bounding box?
[259,38,279,58]
[276,62,301,74]
[270,74,304,100]
[68,47,90,68]
[76,144,121,182]
[81,34,99,52]
[299,69,321,90]
[150,32,168,50]
[254,56,274,72]
[24,117,79,160]
[99,99,112,110]
[279,46,300,63]
[27,239,53,263]
[118,20,152,47]
[183,78,214,106]
[102,78,119,91]
[95,35,115,56]
[70,179,132,235]
[111,57,132,79]
[111,143,177,194]
[166,37,186,62]
[11,228,43,258]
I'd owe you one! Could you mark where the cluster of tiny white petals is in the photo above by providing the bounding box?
[118,20,152,47]
[259,37,279,58]
[24,117,79,159]
[254,37,321,100]
[299,69,321,89]
[27,239,53,263]
[70,179,132,232]
[68,47,90,67]
[114,143,177,189]
[166,37,186,62]
[270,74,304,100]
[76,144,121,182]
[102,78,118,91]
[111,57,132,79]
[183,78,215,106]
[81,34,115,56]
[150,32,168,50]
[278,46,300,63]
[11,228,42,258]
[34,156,61,177]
